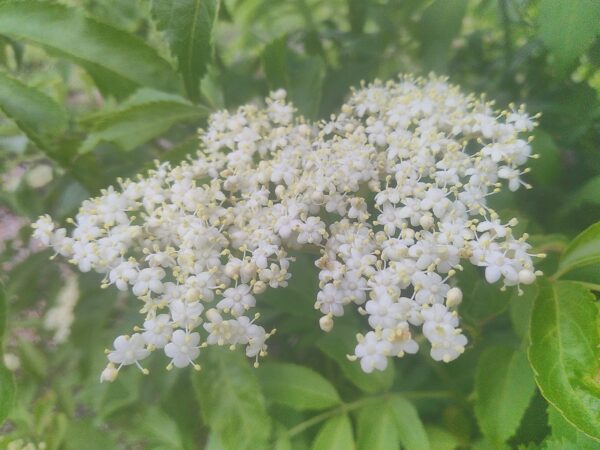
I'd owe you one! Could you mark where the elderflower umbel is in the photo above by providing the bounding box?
[33,75,542,381]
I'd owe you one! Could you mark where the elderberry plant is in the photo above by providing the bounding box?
[34,75,542,381]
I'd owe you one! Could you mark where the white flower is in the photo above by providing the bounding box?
[354,331,391,373]
[217,284,256,317]
[169,300,204,329]
[142,314,173,348]
[164,330,201,368]
[34,75,540,380]
[316,283,346,316]
[109,260,138,291]
[413,272,450,305]
[107,334,150,369]
[296,216,326,245]
[132,267,165,296]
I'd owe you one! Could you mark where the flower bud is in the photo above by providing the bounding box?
[518,269,536,285]
[446,287,463,308]
[100,364,118,383]
[253,280,267,294]
[319,314,334,332]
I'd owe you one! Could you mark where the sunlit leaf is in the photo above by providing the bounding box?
[0,1,178,96]
[0,71,67,157]
[257,362,340,411]
[151,0,220,101]
[80,88,208,153]
[547,405,600,449]
[557,221,600,277]
[529,280,600,441]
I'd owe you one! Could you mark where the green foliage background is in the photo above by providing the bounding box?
[0,0,599,449]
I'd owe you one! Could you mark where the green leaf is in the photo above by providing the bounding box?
[529,280,600,441]
[316,325,394,394]
[461,279,510,325]
[257,362,340,411]
[474,346,536,445]
[530,130,561,186]
[192,348,271,450]
[151,0,220,101]
[347,0,367,33]
[0,286,14,424]
[273,425,293,450]
[262,37,325,118]
[64,419,119,450]
[425,426,458,450]
[311,414,354,450]
[80,88,207,153]
[0,1,178,95]
[562,175,600,214]
[0,285,6,344]
[0,364,15,424]
[18,339,48,379]
[0,71,67,153]
[538,0,600,72]
[509,283,539,339]
[356,401,399,450]
[135,407,185,449]
[388,395,430,450]
[557,221,600,277]
[415,0,467,72]
[548,405,600,449]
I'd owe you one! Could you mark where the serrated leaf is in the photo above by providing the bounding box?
[547,405,600,449]
[80,89,207,153]
[356,401,399,450]
[0,70,67,155]
[388,395,430,450]
[556,221,600,278]
[316,325,394,394]
[192,348,271,450]
[0,1,178,96]
[151,0,220,101]
[474,346,536,445]
[311,414,354,450]
[538,0,600,72]
[529,280,600,441]
[257,362,340,411]
[415,0,467,72]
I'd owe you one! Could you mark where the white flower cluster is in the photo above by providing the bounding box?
[43,273,79,344]
[33,75,541,381]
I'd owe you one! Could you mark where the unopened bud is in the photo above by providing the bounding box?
[446,287,463,308]
[518,269,536,285]
[319,314,334,332]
